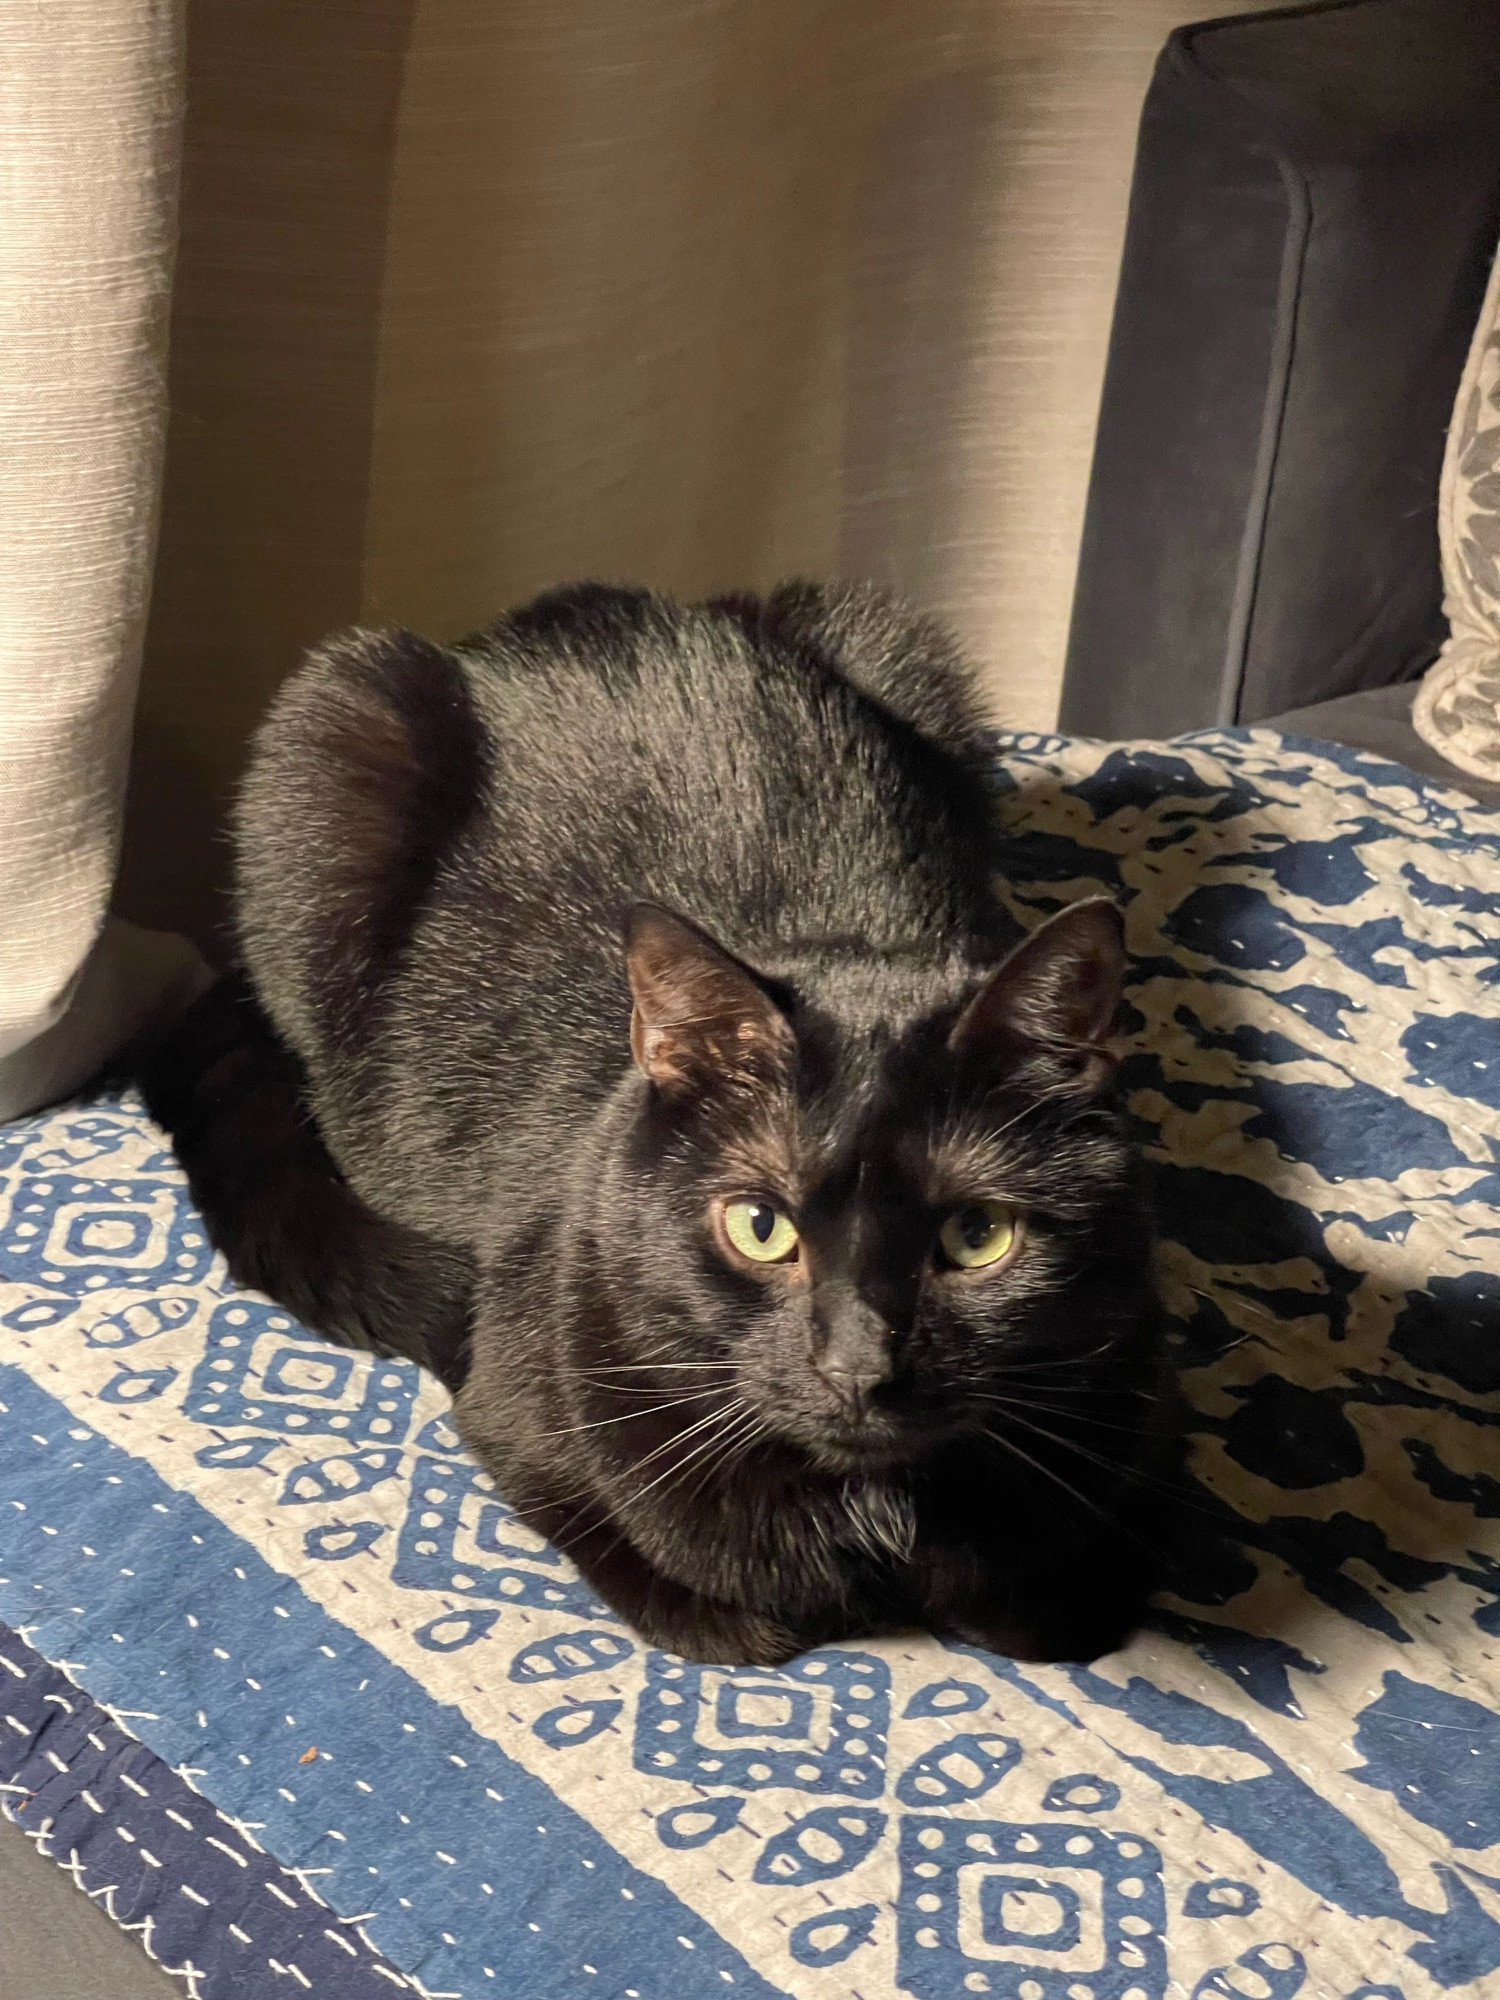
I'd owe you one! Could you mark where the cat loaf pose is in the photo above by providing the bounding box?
[142,580,1175,1666]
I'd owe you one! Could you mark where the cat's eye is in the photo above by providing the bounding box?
[721,1198,800,1264]
[939,1200,1017,1272]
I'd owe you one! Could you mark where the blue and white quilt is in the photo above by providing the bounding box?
[4,727,1500,2000]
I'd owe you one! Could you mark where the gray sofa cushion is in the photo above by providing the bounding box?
[1060,0,1500,740]
[1266,682,1500,802]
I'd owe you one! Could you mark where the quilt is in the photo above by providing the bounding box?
[3,727,1500,2000]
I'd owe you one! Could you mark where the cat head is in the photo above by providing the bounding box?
[603,896,1151,1475]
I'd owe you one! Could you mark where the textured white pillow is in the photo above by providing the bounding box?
[1413,249,1500,781]
[0,1,205,1121]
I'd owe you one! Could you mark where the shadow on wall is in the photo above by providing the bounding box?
[837,69,989,611]
[116,0,417,955]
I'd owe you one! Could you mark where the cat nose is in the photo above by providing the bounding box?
[812,1286,893,1416]
[819,1367,881,1417]
[816,1359,890,1419]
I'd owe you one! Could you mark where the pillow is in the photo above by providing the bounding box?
[1412,246,1500,779]
[1061,0,1500,740]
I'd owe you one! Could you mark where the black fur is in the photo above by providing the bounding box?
[140,579,1176,1665]
[140,972,472,1388]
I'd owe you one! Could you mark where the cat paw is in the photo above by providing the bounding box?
[947,1599,1140,1665]
[658,1606,803,1667]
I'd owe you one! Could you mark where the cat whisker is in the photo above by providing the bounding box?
[982,1397,1160,1471]
[540,1416,748,1552]
[613,1394,748,1474]
[969,1391,1162,1439]
[578,1362,735,1375]
[660,1401,765,1490]
[975,1424,1124,1539]
[675,1406,768,1517]
[978,1405,1229,1528]
[518,1397,744,1533]
[534,1504,602,1559]
[988,1381,1157,1403]
[606,1400,759,1524]
[973,1343,1119,1376]
[610,1398,744,1478]
[530,1384,728,1441]
[571,1377,731,1407]
[976,1375,1161,1409]
[988,1405,1174,1484]
[977,1422,1186,1567]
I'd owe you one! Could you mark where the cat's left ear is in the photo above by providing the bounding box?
[949,897,1126,1093]
[625,905,794,1096]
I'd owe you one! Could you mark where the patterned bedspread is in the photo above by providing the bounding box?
[3,727,1500,2000]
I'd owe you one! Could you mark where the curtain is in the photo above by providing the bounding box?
[0,0,203,1120]
[113,0,1286,952]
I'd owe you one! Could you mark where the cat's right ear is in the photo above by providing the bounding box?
[949,897,1126,1094]
[624,906,793,1097]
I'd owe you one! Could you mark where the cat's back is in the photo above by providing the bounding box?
[454,581,995,958]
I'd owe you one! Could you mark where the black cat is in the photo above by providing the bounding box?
[141,581,1176,1665]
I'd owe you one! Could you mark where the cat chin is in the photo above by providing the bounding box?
[795,1428,932,1478]
[756,1392,956,1476]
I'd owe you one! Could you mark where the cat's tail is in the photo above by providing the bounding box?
[136,973,473,1389]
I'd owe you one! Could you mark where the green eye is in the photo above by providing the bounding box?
[939,1200,1017,1271]
[722,1199,800,1264]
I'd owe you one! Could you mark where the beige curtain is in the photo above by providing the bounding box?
[0,0,204,1120]
[119,0,1283,949]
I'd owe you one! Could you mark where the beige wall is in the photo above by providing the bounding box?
[120,0,1282,947]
